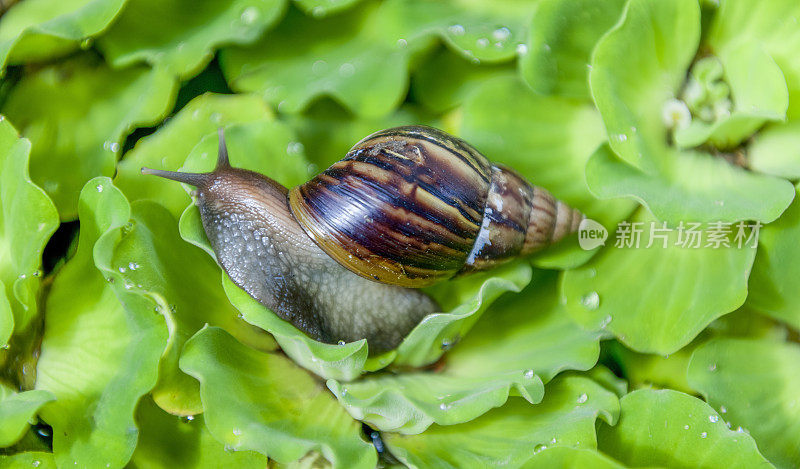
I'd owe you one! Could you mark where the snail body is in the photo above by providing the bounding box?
[143,126,581,353]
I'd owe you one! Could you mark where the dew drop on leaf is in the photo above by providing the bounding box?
[523,369,534,379]
[709,415,719,423]
[577,393,588,404]
[700,432,708,438]
[240,7,260,25]
[448,24,465,36]
[492,27,510,41]
[580,291,600,310]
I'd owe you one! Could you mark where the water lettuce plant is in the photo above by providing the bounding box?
[0,0,798,467]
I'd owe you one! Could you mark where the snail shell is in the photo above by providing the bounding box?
[290,126,583,287]
[142,126,581,353]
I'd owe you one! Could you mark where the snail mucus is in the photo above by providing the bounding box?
[142,126,582,354]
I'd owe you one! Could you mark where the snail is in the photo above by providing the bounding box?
[142,126,582,353]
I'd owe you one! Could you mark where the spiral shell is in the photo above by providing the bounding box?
[289,126,582,287]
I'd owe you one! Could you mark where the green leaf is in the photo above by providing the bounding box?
[412,47,516,114]
[179,326,378,468]
[394,261,531,368]
[587,0,795,224]
[597,389,771,468]
[2,55,176,219]
[747,186,800,330]
[97,0,286,79]
[109,201,276,416]
[590,0,700,171]
[0,0,126,69]
[688,338,800,469]
[673,42,788,150]
[131,396,268,467]
[0,387,55,448]
[520,0,626,100]
[586,144,795,225]
[562,207,757,355]
[328,270,600,434]
[221,2,434,118]
[35,178,168,467]
[707,0,800,120]
[114,93,273,218]
[459,75,636,269]
[384,375,619,468]
[292,0,363,18]
[521,447,626,469]
[0,118,58,344]
[391,0,535,64]
[0,452,56,469]
[606,308,787,395]
[748,121,800,180]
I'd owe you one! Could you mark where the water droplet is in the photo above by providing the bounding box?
[550,437,557,444]
[492,27,511,41]
[708,363,717,372]
[339,62,355,77]
[523,369,534,379]
[580,291,600,310]
[543,43,551,52]
[232,428,242,436]
[709,415,719,423]
[338,340,346,345]
[105,141,120,153]
[18,273,26,279]
[240,6,260,25]
[129,262,139,270]
[396,38,408,48]
[119,267,127,273]
[311,6,325,17]
[237,313,244,319]
[476,38,489,48]
[312,60,328,74]
[577,393,588,404]
[124,282,133,290]
[287,141,304,155]
[96,184,104,192]
[224,444,235,452]
[684,424,690,430]
[448,24,465,36]
[80,38,92,50]
[439,403,449,411]
[700,432,707,438]
[32,461,41,467]
[186,415,195,421]
[1,344,9,350]
[719,405,727,413]
[32,270,41,277]
[533,443,547,454]
[599,315,612,329]
[210,112,223,124]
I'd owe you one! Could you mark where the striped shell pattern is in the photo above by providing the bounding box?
[289,126,583,288]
